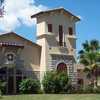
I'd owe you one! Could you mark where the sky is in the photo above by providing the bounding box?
[0,0,100,53]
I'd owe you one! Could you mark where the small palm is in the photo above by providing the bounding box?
[78,39,100,88]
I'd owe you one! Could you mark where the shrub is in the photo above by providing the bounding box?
[19,78,40,94]
[54,72,69,93]
[93,86,100,93]
[80,85,100,94]
[42,71,70,93]
[84,84,94,93]
[0,80,6,95]
[42,71,55,93]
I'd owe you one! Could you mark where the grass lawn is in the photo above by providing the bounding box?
[0,94,100,100]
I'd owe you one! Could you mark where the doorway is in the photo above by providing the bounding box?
[0,67,23,94]
[57,62,67,72]
[8,76,14,94]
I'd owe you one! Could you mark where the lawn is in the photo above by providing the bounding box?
[0,94,100,100]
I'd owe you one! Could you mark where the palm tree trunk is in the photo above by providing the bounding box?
[92,68,98,89]
[95,67,98,88]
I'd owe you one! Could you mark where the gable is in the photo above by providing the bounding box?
[0,32,41,49]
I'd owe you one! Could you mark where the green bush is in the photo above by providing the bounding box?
[93,87,100,93]
[42,71,70,93]
[19,78,40,94]
[80,85,100,94]
[42,71,55,93]
[54,72,69,93]
[84,84,94,93]
[0,80,6,95]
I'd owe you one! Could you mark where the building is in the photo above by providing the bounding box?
[0,8,80,94]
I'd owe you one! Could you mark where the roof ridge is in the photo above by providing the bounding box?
[0,32,41,48]
[31,7,80,21]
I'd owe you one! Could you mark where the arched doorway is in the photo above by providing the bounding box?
[57,62,67,72]
[0,67,23,94]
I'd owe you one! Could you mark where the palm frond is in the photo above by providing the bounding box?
[90,39,100,51]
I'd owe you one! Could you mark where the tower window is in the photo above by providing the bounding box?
[59,25,63,46]
[68,27,73,35]
[48,24,52,32]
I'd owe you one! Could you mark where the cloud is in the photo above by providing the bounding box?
[0,0,48,32]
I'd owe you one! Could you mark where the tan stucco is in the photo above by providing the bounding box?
[0,32,41,72]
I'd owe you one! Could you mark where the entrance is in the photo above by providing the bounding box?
[16,76,22,93]
[57,63,67,72]
[8,76,14,94]
[0,67,23,94]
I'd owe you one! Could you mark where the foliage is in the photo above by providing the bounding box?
[0,80,6,95]
[42,71,55,93]
[42,71,70,93]
[78,39,100,88]
[93,86,100,93]
[82,85,100,94]
[70,85,100,94]
[83,84,94,93]
[19,78,40,94]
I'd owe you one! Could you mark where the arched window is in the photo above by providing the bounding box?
[7,54,14,61]
[5,52,15,64]
[57,63,67,72]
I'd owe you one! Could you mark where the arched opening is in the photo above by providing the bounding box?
[0,67,23,94]
[57,63,67,72]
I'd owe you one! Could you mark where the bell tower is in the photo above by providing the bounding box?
[31,8,80,84]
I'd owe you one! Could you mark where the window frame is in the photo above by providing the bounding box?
[48,24,53,32]
[59,25,63,46]
[68,27,73,35]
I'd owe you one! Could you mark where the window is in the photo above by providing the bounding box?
[59,25,63,46]
[7,54,14,61]
[48,24,52,32]
[68,27,73,35]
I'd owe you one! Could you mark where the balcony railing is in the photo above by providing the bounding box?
[67,34,76,39]
[49,46,68,55]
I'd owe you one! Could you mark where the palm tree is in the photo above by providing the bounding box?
[78,39,100,88]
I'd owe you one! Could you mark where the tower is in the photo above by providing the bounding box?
[31,8,80,84]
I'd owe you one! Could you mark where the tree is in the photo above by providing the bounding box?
[78,39,100,88]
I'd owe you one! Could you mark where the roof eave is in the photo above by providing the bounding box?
[31,8,80,21]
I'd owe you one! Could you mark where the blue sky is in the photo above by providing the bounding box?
[0,0,100,52]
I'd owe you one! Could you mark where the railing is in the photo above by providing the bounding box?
[67,34,76,39]
[49,46,68,55]
[49,44,76,56]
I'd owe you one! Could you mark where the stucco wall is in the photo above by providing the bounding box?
[0,33,41,72]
